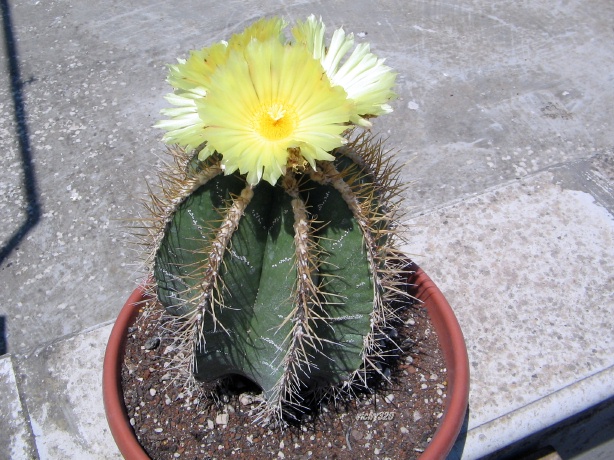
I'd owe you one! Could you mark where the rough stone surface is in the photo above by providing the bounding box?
[404,172,614,424]
[449,368,614,459]
[1,0,613,355]
[17,324,121,459]
[402,171,614,457]
[0,0,613,459]
[0,356,36,460]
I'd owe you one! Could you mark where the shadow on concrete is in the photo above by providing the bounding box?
[483,396,614,460]
[0,0,40,266]
[0,316,6,355]
[447,406,470,459]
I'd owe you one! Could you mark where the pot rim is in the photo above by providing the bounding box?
[102,285,151,460]
[407,262,469,459]
[103,262,469,459]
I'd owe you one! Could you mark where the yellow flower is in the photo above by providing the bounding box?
[168,17,286,97]
[292,15,397,127]
[156,16,397,185]
[197,39,352,185]
[226,16,287,50]
[154,18,288,152]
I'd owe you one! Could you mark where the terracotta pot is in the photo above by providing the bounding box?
[103,263,469,460]
[103,285,151,460]
[407,263,470,459]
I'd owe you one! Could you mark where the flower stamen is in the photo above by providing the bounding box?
[254,103,298,141]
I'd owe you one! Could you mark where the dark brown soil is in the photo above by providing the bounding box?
[122,301,447,460]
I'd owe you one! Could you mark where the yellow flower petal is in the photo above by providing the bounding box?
[291,14,326,60]
[227,17,287,50]
[292,15,397,125]
[167,42,228,97]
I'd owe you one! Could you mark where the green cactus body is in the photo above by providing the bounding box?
[149,136,400,421]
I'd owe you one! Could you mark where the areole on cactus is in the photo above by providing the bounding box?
[145,15,405,424]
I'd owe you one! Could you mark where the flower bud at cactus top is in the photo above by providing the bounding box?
[151,135,401,420]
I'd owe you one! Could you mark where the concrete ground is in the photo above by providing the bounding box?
[0,0,612,458]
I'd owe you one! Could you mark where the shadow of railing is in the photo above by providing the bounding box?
[0,316,6,355]
[0,0,41,266]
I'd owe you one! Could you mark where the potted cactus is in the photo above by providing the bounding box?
[103,15,469,459]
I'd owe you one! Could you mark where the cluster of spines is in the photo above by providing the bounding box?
[141,130,410,424]
[141,149,222,272]
[311,133,409,397]
[259,172,328,423]
[138,149,233,385]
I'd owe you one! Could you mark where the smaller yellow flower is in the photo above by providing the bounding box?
[292,15,397,127]
[155,18,289,152]
[226,16,287,50]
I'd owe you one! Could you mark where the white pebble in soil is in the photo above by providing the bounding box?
[215,413,229,425]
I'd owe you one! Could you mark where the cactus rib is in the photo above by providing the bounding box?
[143,149,222,271]
[195,184,254,333]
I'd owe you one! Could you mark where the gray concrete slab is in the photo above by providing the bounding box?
[0,355,37,460]
[1,0,613,355]
[405,170,614,414]
[0,0,613,459]
[402,170,614,458]
[474,390,614,460]
[16,324,120,459]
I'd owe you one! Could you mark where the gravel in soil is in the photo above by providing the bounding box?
[122,301,447,460]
